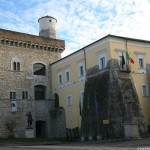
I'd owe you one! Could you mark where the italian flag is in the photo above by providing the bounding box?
[126,52,134,64]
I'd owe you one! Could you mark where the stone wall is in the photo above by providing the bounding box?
[0,29,65,52]
[81,59,147,139]
[0,31,62,137]
[50,108,66,139]
[0,99,34,137]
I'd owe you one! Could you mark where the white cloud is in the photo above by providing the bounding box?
[0,0,6,2]
[1,0,150,57]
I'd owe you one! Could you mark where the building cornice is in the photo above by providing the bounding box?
[0,29,65,53]
[51,34,150,66]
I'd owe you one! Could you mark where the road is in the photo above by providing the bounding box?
[0,145,139,150]
[0,137,150,150]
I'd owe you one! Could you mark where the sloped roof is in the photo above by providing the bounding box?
[51,34,150,65]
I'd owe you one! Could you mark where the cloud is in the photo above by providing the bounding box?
[1,0,150,57]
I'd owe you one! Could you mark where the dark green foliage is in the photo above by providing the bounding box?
[81,60,147,139]
[147,119,150,134]
[5,116,19,138]
[81,69,124,138]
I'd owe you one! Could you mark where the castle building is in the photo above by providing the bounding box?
[0,16,150,138]
[0,16,65,137]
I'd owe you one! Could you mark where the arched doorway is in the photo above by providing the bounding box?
[36,121,46,137]
[54,93,59,108]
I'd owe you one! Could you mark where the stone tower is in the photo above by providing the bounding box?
[38,16,57,39]
[0,16,65,138]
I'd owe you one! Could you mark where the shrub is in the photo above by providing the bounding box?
[5,115,19,138]
[147,118,150,134]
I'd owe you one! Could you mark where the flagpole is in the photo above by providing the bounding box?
[126,40,129,67]
[94,93,101,140]
[88,96,92,140]
[89,111,92,140]
[126,40,133,72]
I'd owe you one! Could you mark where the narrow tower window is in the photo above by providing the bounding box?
[13,62,16,70]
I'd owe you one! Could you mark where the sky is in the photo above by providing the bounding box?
[1,0,150,57]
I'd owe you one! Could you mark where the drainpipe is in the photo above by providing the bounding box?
[83,48,87,79]
[126,40,130,71]
[80,48,87,141]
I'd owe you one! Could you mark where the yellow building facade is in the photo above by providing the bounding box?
[51,35,150,132]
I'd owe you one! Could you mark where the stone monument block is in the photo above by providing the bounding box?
[124,124,141,139]
[25,129,34,138]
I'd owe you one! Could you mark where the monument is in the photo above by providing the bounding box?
[123,90,141,139]
[25,112,34,138]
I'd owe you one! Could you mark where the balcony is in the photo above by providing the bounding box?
[119,63,131,73]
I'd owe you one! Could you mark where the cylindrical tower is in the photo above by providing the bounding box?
[38,16,57,39]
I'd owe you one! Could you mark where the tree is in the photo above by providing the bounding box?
[5,115,19,138]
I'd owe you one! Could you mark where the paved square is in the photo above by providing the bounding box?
[0,145,138,150]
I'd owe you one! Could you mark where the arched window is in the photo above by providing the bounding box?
[54,93,59,108]
[22,91,28,99]
[17,62,20,71]
[33,63,46,75]
[13,61,20,71]
[13,62,16,70]
[34,85,46,100]
[11,57,21,71]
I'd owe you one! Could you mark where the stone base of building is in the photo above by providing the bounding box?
[88,136,93,141]
[124,121,141,140]
[81,136,85,141]
[25,129,35,138]
[96,135,102,140]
